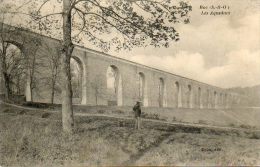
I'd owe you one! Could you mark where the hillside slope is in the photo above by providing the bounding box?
[228,84,260,107]
[1,103,260,166]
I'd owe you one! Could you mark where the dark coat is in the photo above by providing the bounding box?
[133,104,141,117]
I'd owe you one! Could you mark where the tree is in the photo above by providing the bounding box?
[48,47,61,104]
[40,43,62,104]
[0,42,26,100]
[2,0,192,133]
[25,43,42,102]
[91,74,105,105]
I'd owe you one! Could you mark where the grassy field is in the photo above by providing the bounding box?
[22,102,260,129]
[0,103,260,166]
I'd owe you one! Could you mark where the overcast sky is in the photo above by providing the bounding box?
[2,0,260,88]
[112,0,260,88]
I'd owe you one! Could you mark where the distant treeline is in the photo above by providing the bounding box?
[228,85,260,107]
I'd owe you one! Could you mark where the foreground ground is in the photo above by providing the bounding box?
[0,103,260,166]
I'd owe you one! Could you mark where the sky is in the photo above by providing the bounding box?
[1,0,260,88]
[113,0,260,88]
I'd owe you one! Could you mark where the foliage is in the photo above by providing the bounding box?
[1,0,192,51]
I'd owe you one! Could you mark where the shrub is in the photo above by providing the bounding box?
[41,112,51,118]
[249,132,260,139]
[97,110,105,114]
[239,124,254,129]
[2,108,9,113]
[198,120,207,125]
[229,123,236,127]
[118,121,126,127]
[172,116,177,122]
[112,110,124,114]
[2,108,15,114]
[141,112,148,117]
[19,110,27,115]
[142,113,160,120]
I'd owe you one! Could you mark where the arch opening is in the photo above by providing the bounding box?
[214,91,217,109]
[70,57,84,104]
[138,72,148,106]
[206,89,210,108]
[106,65,122,106]
[224,94,227,108]
[219,93,223,108]
[175,81,182,108]
[159,78,165,107]
[187,84,192,108]
[0,42,26,101]
[198,87,202,109]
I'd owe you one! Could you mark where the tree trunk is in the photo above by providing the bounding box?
[50,77,56,104]
[29,81,33,102]
[1,45,11,101]
[95,88,98,105]
[29,51,36,102]
[17,75,20,95]
[3,73,11,100]
[61,0,74,133]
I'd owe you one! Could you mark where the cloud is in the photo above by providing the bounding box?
[205,50,260,88]
[174,12,260,67]
[115,9,260,88]
[120,49,260,88]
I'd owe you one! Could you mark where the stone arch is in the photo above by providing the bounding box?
[159,77,166,107]
[222,93,226,108]
[219,93,223,108]
[206,89,210,108]
[222,93,225,108]
[175,81,182,108]
[187,84,193,108]
[106,65,123,106]
[226,94,230,108]
[2,39,40,102]
[224,93,227,108]
[4,40,24,52]
[214,91,217,109]
[138,72,148,106]
[0,42,26,98]
[70,56,87,104]
[198,87,202,109]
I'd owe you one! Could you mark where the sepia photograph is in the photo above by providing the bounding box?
[0,0,260,166]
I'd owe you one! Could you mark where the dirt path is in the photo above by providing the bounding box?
[1,101,260,133]
[122,132,172,165]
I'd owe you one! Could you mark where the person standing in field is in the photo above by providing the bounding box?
[133,101,142,129]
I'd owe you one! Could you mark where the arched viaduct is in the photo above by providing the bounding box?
[0,23,241,109]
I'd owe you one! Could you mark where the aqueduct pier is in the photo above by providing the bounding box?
[0,23,241,109]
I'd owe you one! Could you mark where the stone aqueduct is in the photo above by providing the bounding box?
[0,23,241,109]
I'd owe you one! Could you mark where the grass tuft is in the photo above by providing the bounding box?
[41,112,51,118]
